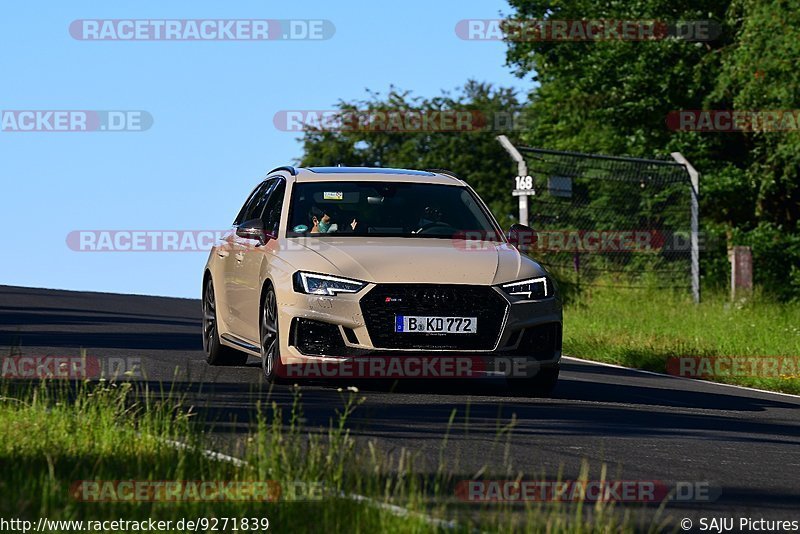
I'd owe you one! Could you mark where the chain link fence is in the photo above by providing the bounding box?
[515,146,697,296]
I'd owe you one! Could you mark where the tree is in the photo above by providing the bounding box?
[503,0,800,297]
[712,0,800,230]
[503,0,747,220]
[298,81,523,225]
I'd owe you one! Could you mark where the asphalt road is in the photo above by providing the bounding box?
[2,284,800,530]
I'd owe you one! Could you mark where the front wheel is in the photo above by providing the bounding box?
[261,286,283,382]
[507,365,559,397]
[203,277,248,366]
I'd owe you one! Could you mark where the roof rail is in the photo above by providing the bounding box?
[424,168,462,180]
[267,165,298,176]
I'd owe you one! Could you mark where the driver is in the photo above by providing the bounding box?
[309,206,358,234]
[415,205,444,232]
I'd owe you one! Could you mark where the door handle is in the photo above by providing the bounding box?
[217,248,229,258]
[235,252,244,262]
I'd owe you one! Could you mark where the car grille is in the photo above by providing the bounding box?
[360,284,509,350]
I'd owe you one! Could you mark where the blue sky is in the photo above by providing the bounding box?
[1,1,529,298]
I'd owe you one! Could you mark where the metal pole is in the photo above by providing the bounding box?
[497,135,529,226]
[671,152,700,303]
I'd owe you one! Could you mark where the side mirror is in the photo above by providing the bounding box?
[507,223,538,251]
[236,218,268,245]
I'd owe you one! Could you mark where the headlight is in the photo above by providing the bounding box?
[500,277,551,300]
[293,272,366,296]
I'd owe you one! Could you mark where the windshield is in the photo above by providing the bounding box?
[287,181,502,239]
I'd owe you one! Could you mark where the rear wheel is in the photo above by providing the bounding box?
[508,365,559,397]
[203,277,248,366]
[261,286,283,382]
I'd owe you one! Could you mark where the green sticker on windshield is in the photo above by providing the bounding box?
[323,192,343,200]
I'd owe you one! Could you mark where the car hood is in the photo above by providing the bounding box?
[281,237,548,285]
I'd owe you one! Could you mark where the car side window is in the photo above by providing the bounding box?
[261,180,286,236]
[233,181,270,226]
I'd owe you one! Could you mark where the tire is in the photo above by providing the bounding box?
[202,277,248,366]
[508,365,559,397]
[260,285,283,383]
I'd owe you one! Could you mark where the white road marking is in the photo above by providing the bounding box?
[563,356,800,401]
[157,437,459,530]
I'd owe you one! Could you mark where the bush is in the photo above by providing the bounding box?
[732,222,800,301]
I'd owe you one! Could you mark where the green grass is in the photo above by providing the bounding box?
[563,288,800,393]
[0,382,429,533]
[0,381,649,533]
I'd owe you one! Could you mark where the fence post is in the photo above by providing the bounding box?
[671,152,700,304]
[497,135,529,227]
[728,246,753,300]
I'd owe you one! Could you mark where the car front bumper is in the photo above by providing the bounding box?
[275,283,562,380]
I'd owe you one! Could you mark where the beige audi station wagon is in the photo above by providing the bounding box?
[202,166,562,394]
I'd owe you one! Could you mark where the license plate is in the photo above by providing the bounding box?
[395,316,477,334]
